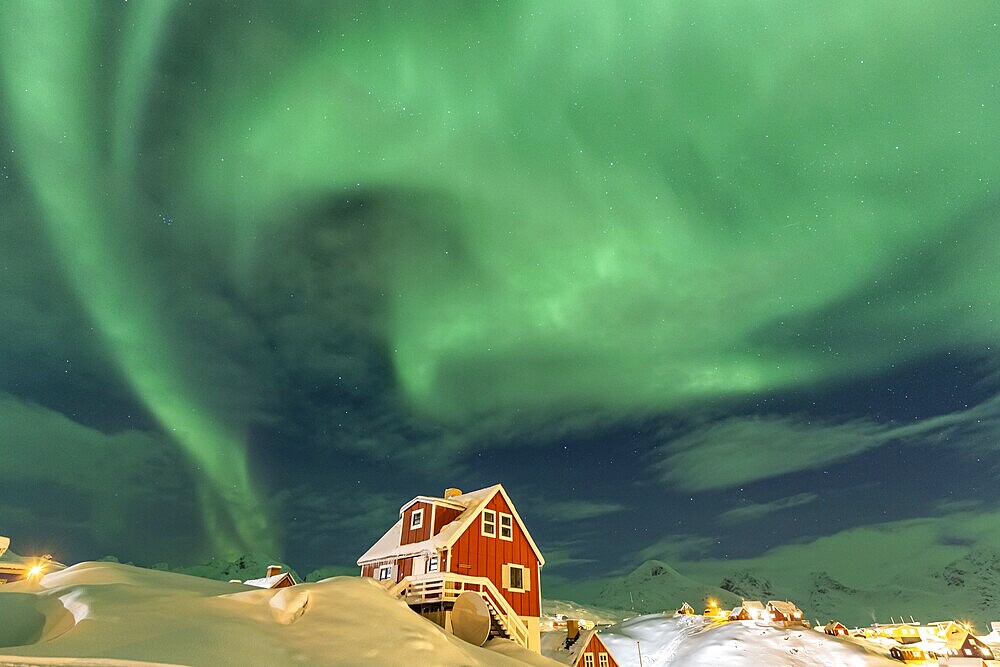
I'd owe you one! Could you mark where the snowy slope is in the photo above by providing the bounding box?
[593,561,739,614]
[0,562,557,667]
[597,614,899,667]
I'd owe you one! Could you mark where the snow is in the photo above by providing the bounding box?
[0,562,557,666]
[594,614,901,666]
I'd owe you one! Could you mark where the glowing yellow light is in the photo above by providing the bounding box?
[27,565,42,578]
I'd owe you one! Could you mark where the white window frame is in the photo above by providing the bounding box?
[410,508,424,530]
[499,512,513,541]
[504,563,528,593]
[427,555,438,573]
[481,509,496,537]
[599,653,609,667]
[583,655,595,667]
[377,565,392,581]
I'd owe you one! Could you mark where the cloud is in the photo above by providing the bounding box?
[719,493,819,524]
[0,393,203,562]
[657,392,1000,492]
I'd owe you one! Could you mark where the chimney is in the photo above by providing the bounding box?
[444,488,463,499]
[566,619,580,643]
[266,564,282,577]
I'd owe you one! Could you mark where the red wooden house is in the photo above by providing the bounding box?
[357,484,545,652]
[542,621,619,667]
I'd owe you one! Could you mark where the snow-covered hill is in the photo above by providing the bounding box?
[593,561,739,614]
[0,562,555,666]
[597,614,898,667]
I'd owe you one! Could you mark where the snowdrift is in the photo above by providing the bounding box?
[598,614,900,667]
[0,562,556,666]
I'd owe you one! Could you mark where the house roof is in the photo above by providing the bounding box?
[541,629,608,667]
[742,600,765,611]
[944,631,985,651]
[824,621,847,630]
[767,600,802,614]
[243,572,295,589]
[357,484,545,566]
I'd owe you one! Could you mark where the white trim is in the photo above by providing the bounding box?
[583,654,595,667]
[598,653,609,667]
[398,496,464,515]
[411,508,424,530]
[427,554,439,573]
[481,509,497,537]
[505,563,527,593]
[377,565,393,581]
[499,512,513,541]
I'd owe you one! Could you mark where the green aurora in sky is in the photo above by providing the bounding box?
[1,1,998,564]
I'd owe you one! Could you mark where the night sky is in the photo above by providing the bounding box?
[2,2,999,594]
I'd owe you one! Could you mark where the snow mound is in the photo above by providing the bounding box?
[0,562,557,666]
[598,614,898,666]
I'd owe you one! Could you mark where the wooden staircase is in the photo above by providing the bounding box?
[389,572,530,649]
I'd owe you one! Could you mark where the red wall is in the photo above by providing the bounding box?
[447,491,540,617]
[434,506,462,535]
[574,634,619,667]
[401,502,433,545]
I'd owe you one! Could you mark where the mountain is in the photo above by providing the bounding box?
[594,560,740,614]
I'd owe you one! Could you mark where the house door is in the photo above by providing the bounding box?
[412,555,426,575]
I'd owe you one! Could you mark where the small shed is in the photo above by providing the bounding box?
[244,564,296,589]
[824,621,848,636]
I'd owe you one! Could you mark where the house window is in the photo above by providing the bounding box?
[584,655,595,667]
[378,565,392,581]
[427,556,438,573]
[504,563,529,592]
[499,513,513,541]
[410,509,424,530]
[599,654,609,667]
[482,509,496,537]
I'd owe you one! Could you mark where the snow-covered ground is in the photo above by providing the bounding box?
[595,614,902,667]
[5,562,998,666]
[0,562,555,667]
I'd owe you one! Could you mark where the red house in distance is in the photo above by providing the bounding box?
[357,484,545,652]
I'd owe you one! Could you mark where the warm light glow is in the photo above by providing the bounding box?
[27,565,43,577]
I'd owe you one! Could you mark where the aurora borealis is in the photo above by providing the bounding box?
[1,0,999,591]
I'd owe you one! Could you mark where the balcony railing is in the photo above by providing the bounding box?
[389,571,530,649]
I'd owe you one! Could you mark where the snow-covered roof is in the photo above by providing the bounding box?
[243,572,295,589]
[541,628,604,667]
[767,600,802,615]
[0,536,9,558]
[742,600,765,611]
[357,484,545,566]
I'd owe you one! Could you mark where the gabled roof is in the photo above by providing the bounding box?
[944,631,986,651]
[399,496,465,514]
[742,600,765,611]
[767,600,802,614]
[357,484,545,566]
[542,629,610,667]
[243,572,296,589]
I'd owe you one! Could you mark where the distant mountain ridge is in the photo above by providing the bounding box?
[570,554,1000,629]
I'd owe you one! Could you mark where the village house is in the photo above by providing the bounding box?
[357,484,544,652]
[824,621,848,636]
[728,600,766,622]
[872,622,921,644]
[766,600,806,626]
[675,602,695,616]
[933,631,994,661]
[542,620,620,667]
[0,536,57,583]
[888,644,928,663]
[243,564,296,589]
